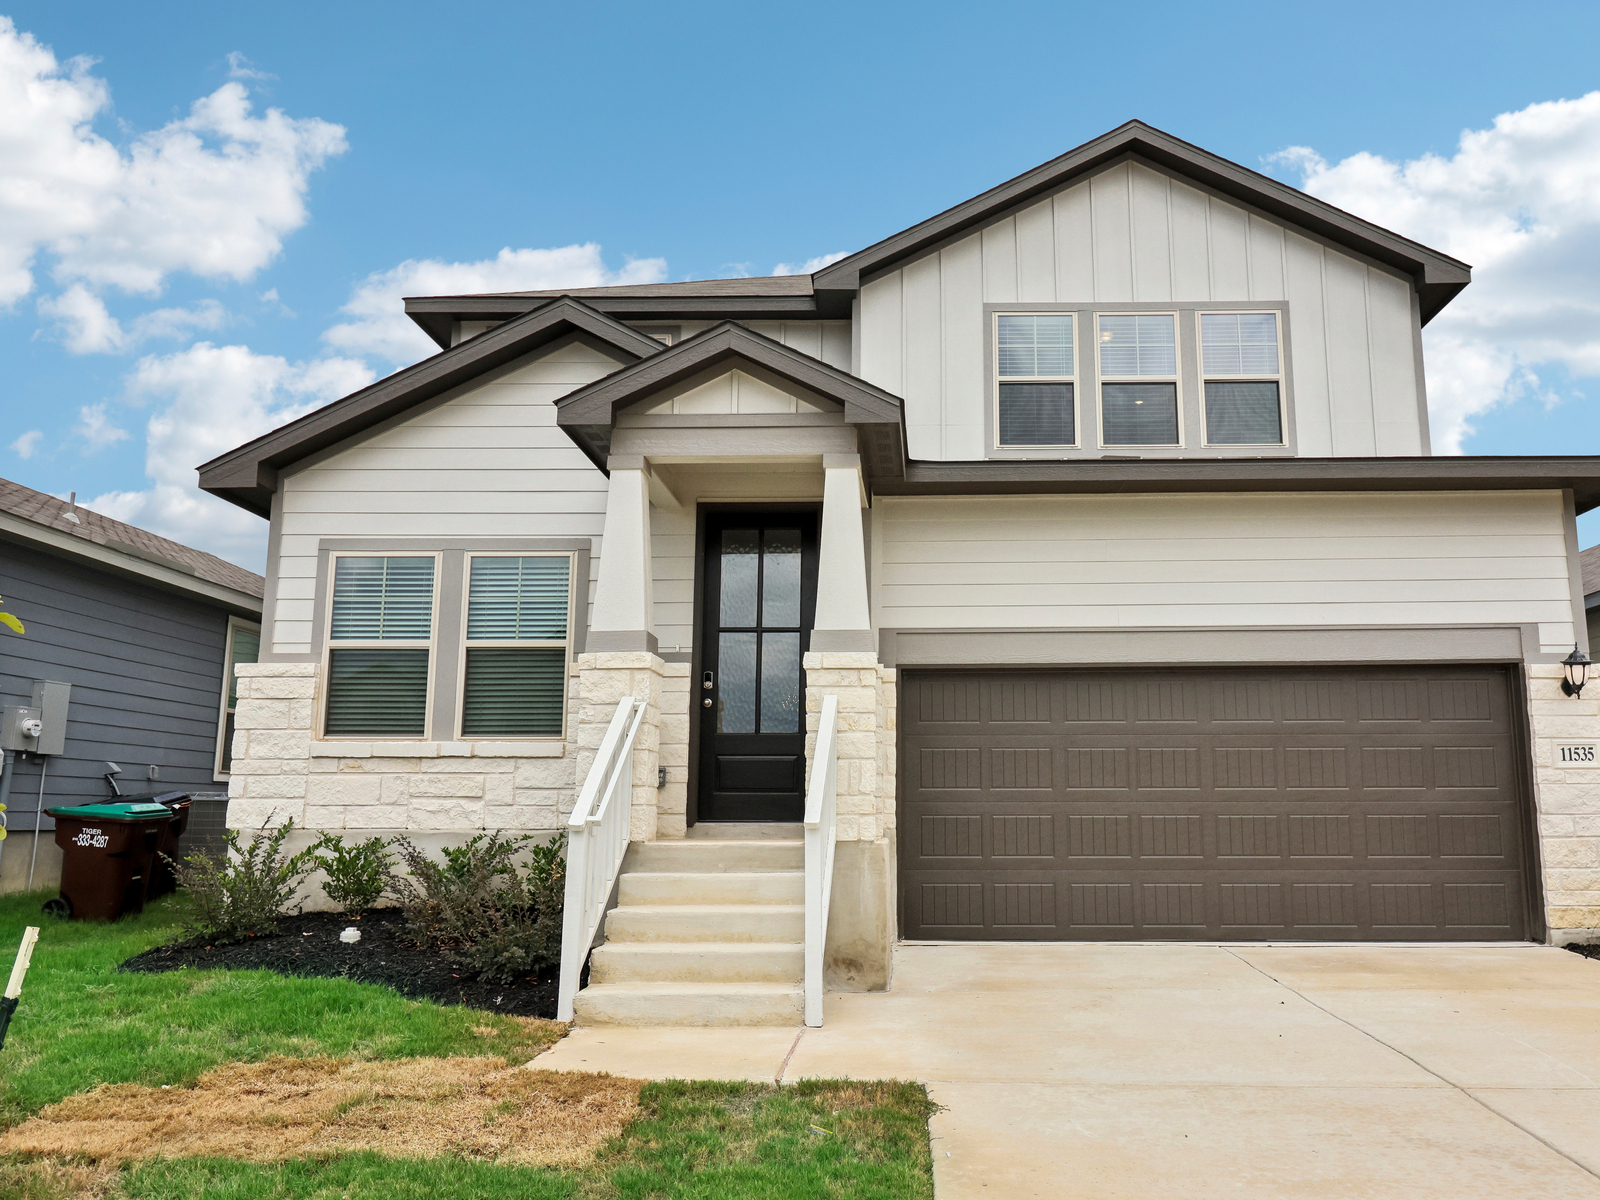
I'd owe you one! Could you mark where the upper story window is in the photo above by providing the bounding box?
[323,555,437,738]
[995,313,1076,447]
[460,555,572,738]
[1097,313,1179,446]
[1200,313,1284,446]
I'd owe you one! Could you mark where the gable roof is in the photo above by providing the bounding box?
[199,297,665,516]
[0,475,263,612]
[402,120,1471,341]
[813,121,1471,324]
[554,321,906,483]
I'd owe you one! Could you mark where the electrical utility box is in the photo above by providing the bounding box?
[1,707,42,753]
[28,680,70,756]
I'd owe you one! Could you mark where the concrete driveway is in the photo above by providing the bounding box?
[537,943,1600,1198]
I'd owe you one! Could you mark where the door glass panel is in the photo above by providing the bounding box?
[760,632,800,733]
[762,528,801,626]
[719,530,759,626]
[717,631,758,733]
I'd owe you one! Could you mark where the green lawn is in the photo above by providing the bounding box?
[0,889,560,1128]
[0,893,936,1199]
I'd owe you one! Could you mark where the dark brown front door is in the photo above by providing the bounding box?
[900,665,1536,941]
[696,510,819,821]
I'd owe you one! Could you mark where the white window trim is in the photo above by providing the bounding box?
[1196,310,1288,448]
[213,615,262,781]
[1095,311,1183,449]
[454,551,577,742]
[318,551,441,741]
[992,310,1079,450]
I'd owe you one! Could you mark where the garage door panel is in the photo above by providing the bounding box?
[900,666,1531,942]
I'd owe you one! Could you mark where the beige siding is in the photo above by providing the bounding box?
[652,506,696,654]
[856,159,1425,461]
[874,491,1577,653]
[656,320,851,372]
[270,339,619,655]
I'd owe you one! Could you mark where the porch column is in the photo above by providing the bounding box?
[589,455,655,653]
[810,453,873,653]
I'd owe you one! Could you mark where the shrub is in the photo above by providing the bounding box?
[392,831,567,984]
[310,833,395,914]
[169,817,318,944]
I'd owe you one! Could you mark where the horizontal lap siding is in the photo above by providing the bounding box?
[0,542,231,827]
[875,491,1577,649]
[856,160,1424,461]
[272,341,618,655]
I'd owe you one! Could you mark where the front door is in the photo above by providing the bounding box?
[696,509,819,821]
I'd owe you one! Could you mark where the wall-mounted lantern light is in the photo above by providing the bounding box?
[1561,645,1591,698]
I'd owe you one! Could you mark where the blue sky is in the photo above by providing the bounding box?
[3,0,1600,568]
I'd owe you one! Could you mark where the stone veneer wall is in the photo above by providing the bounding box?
[803,651,898,990]
[229,661,583,842]
[1527,663,1600,940]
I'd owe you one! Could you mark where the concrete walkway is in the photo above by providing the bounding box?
[537,943,1600,1198]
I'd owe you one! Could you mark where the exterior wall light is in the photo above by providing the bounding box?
[1561,645,1592,698]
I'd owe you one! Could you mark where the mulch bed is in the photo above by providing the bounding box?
[1566,944,1600,963]
[120,909,562,1018]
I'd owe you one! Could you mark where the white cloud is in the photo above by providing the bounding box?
[322,245,669,365]
[84,343,375,568]
[772,251,850,276]
[10,430,41,459]
[74,402,129,451]
[0,17,345,304]
[225,51,275,82]
[1273,92,1600,452]
[37,283,226,353]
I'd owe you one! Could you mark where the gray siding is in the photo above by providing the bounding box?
[0,540,233,835]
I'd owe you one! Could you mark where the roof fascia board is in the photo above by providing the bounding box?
[199,297,661,516]
[814,121,1470,322]
[876,456,1600,512]
[404,294,834,335]
[0,511,264,615]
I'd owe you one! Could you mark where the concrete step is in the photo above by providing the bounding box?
[603,903,805,944]
[589,942,804,985]
[625,839,802,873]
[687,823,803,841]
[618,870,803,907]
[573,981,803,1027]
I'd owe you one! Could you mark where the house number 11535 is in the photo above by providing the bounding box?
[1556,743,1598,765]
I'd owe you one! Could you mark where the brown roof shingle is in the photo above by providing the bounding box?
[419,274,818,301]
[0,476,264,599]
[1582,543,1600,598]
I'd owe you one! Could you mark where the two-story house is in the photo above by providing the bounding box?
[200,122,1600,1026]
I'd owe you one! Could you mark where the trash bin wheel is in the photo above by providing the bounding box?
[42,896,72,920]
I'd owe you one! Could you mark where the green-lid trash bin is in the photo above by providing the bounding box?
[44,801,185,921]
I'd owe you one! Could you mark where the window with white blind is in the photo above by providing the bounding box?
[459,554,572,738]
[1200,312,1284,445]
[322,555,437,738]
[1097,313,1180,446]
[214,617,261,778]
[995,313,1076,447]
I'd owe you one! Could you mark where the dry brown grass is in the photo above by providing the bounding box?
[0,1056,640,1170]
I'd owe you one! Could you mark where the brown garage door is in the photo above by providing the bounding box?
[900,666,1534,942]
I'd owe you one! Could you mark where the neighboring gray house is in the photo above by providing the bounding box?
[0,477,264,892]
[201,121,1600,1026]
[1584,544,1599,651]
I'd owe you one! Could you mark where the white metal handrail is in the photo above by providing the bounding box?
[803,692,840,1028]
[557,695,646,1022]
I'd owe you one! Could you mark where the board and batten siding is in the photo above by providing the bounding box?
[857,159,1424,462]
[270,339,619,656]
[873,491,1578,653]
[0,541,232,830]
[657,321,851,371]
